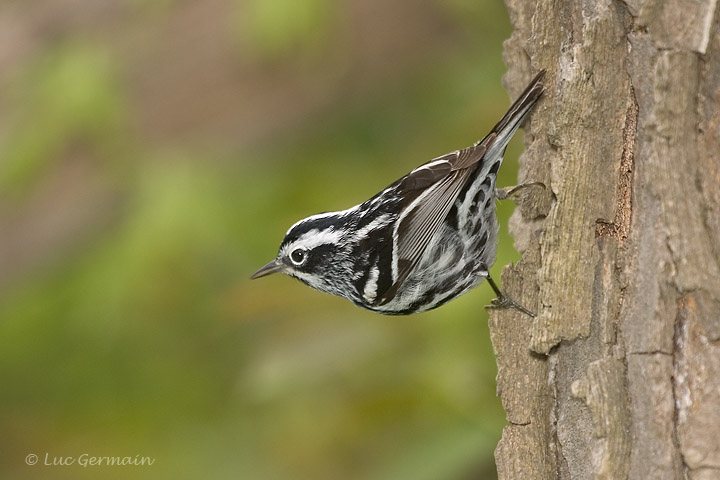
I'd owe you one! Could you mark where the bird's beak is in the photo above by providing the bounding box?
[250,258,284,279]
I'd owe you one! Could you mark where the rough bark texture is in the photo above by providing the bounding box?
[491,0,720,478]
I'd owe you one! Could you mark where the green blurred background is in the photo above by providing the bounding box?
[0,1,523,479]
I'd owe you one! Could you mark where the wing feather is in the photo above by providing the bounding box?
[451,142,489,170]
[370,70,545,307]
[374,158,479,305]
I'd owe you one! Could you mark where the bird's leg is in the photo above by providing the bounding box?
[495,182,546,200]
[485,272,536,317]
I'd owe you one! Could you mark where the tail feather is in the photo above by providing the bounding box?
[492,69,546,135]
[475,70,545,157]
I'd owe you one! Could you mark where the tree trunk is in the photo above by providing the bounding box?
[490,1,720,478]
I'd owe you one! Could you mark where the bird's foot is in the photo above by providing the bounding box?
[495,182,546,200]
[485,272,536,317]
[489,294,536,317]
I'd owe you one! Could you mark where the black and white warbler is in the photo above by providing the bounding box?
[252,71,545,316]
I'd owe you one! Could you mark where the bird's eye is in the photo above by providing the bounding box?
[290,248,307,265]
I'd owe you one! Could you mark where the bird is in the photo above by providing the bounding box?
[251,70,545,316]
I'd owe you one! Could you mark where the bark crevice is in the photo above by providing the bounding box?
[595,86,637,241]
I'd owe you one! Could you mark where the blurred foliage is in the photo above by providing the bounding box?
[0,2,521,479]
[238,0,336,60]
[1,43,126,194]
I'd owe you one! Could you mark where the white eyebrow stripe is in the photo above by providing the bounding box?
[291,228,343,251]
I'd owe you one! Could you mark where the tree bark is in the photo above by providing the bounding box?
[490,1,720,479]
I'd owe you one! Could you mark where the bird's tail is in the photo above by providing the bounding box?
[478,70,545,159]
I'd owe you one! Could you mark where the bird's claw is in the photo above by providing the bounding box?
[495,182,546,200]
[489,295,536,317]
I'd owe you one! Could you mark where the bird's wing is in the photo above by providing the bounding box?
[372,69,546,307]
[374,144,487,306]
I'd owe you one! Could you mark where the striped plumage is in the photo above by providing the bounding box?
[252,71,545,315]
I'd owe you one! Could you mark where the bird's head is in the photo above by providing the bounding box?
[251,211,355,297]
